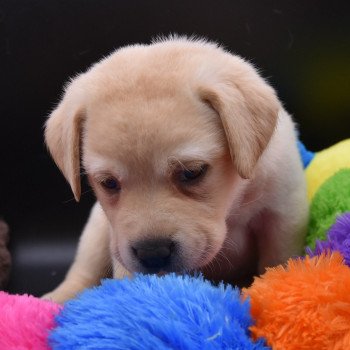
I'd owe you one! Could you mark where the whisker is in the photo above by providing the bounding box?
[240,193,264,207]
[61,188,94,204]
[223,240,239,255]
[226,193,265,220]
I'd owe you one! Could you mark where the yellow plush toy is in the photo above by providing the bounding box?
[305,139,350,201]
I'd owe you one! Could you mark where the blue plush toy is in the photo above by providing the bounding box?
[50,274,268,350]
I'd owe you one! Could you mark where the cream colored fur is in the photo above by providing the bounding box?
[43,37,308,303]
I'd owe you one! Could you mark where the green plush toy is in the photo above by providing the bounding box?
[307,169,350,248]
[302,139,350,248]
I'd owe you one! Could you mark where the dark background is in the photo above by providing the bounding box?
[1,0,349,296]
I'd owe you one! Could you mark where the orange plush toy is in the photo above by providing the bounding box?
[243,253,350,350]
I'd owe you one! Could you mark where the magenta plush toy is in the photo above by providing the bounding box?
[0,292,61,349]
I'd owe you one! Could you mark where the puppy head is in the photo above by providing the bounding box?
[45,38,281,273]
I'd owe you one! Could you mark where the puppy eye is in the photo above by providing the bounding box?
[178,164,208,184]
[100,177,121,193]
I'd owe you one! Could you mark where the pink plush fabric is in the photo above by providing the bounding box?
[0,292,61,349]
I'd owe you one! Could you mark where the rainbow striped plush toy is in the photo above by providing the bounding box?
[300,139,350,260]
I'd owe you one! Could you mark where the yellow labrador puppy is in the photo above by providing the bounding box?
[44,37,308,303]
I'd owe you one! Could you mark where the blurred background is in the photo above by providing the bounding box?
[0,0,349,296]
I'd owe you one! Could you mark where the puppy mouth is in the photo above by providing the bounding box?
[124,252,212,276]
[130,256,187,275]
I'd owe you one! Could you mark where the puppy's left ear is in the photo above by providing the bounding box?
[198,58,281,179]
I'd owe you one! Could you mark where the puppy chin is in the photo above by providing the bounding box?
[132,263,184,275]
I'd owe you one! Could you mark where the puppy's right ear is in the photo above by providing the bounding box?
[197,57,280,179]
[45,78,86,201]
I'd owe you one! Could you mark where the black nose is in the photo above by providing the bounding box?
[131,238,176,270]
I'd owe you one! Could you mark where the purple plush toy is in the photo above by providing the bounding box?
[307,212,350,266]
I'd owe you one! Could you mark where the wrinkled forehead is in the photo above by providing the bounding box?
[83,93,227,172]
